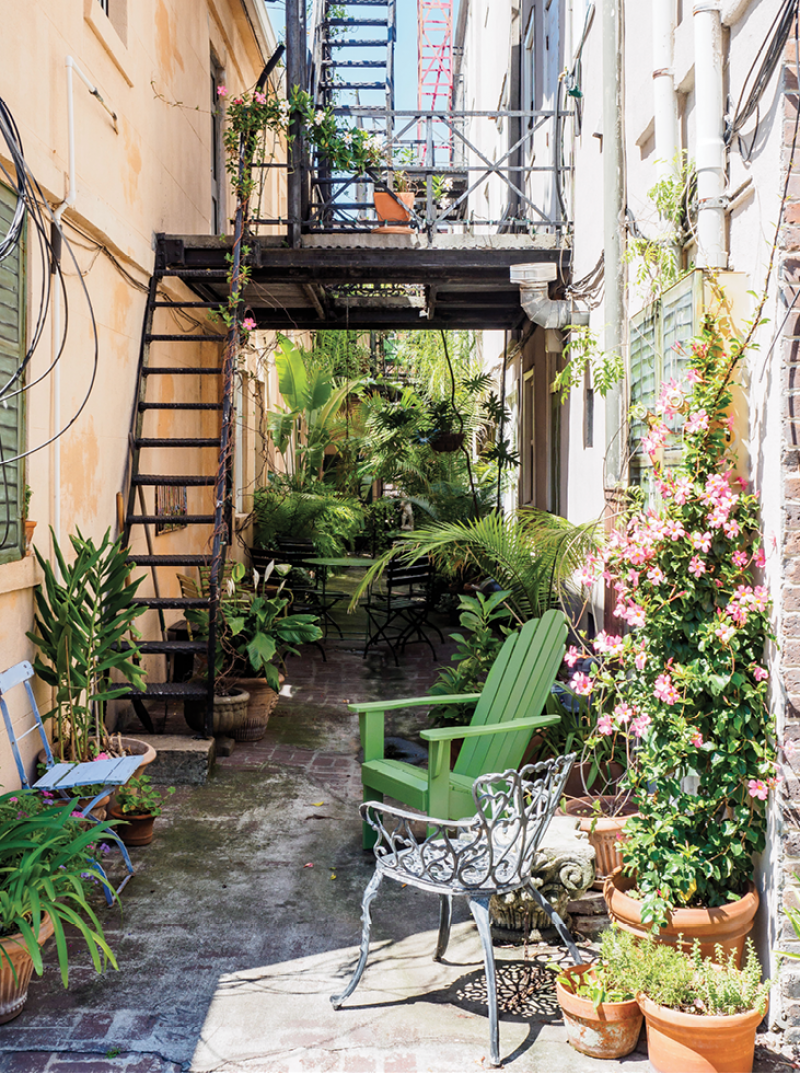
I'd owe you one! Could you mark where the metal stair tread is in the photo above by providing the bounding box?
[138,402,222,410]
[131,474,216,485]
[120,681,208,700]
[127,514,216,525]
[135,438,221,447]
[128,554,210,567]
[142,367,222,375]
[132,597,211,609]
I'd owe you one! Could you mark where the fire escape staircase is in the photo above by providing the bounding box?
[118,268,229,735]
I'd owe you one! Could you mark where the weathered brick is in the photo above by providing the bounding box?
[783,586,800,613]
[784,830,800,857]
[784,534,800,559]
[786,696,800,722]
[785,502,800,530]
[787,203,800,226]
[781,971,800,1000]
[782,226,800,252]
[784,612,800,635]
[786,478,800,502]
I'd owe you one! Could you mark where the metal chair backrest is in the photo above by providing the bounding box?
[453,609,568,781]
[0,660,53,787]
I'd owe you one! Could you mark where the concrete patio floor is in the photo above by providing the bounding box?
[0,632,797,1073]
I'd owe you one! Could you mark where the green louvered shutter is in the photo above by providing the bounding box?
[0,181,24,563]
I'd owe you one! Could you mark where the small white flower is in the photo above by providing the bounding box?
[226,578,236,597]
[252,569,260,589]
[314,110,325,126]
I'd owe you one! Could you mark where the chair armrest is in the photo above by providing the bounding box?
[420,712,559,743]
[348,693,481,714]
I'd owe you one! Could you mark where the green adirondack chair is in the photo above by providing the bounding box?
[350,609,568,847]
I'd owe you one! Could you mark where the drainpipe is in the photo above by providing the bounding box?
[511,264,590,329]
[653,0,678,184]
[693,1,728,269]
[602,0,625,485]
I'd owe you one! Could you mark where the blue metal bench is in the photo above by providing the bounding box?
[0,660,141,903]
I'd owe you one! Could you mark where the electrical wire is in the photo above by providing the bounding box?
[726,0,800,162]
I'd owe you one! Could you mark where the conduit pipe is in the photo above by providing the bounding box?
[50,58,116,559]
[652,0,678,184]
[693,2,728,268]
[511,264,590,330]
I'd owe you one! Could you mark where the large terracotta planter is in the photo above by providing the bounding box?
[184,689,250,737]
[108,803,156,846]
[639,992,766,1073]
[0,913,54,1024]
[565,796,639,888]
[233,675,282,742]
[373,190,415,232]
[555,963,643,1059]
[604,868,759,966]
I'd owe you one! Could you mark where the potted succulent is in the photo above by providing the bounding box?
[373,149,417,232]
[108,775,175,846]
[185,560,322,741]
[552,928,642,1060]
[615,928,770,1074]
[571,310,776,960]
[0,789,117,1023]
[27,529,154,770]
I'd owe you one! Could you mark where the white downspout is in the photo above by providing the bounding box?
[652,0,678,184]
[693,1,728,269]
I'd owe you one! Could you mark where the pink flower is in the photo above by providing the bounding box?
[596,714,614,736]
[647,566,665,586]
[732,550,749,568]
[689,556,706,579]
[753,666,769,683]
[723,519,741,539]
[570,672,594,696]
[634,650,648,671]
[613,702,635,724]
[665,519,686,541]
[754,547,766,569]
[747,779,769,801]
[674,477,693,505]
[95,752,109,761]
[242,317,257,332]
[254,91,267,105]
[686,368,702,384]
[626,603,646,628]
[654,673,679,705]
[631,713,652,738]
[751,585,770,611]
[217,85,228,97]
[685,409,710,434]
[691,531,712,553]
[593,632,623,656]
[580,554,602,587]
[9,797,18,803]
[690,730,704,747]
[564,646,580,668]
[233,97,244,105]
[714,620,735,645]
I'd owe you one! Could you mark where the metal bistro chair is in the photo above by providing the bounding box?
[0,660,141,904]
[331,755,580,1068]
[362,556,444,665]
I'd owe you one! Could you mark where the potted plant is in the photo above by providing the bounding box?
[0,789,117,1022]
[185,560,322,741]
[426,400,465,453]
[615,928,770,1074]
[22,484,35,556]
[570,310,776,961]
[27,529,155,770]
[552,928,642,1059]
[374,147,418,232]
[108,774,175,846]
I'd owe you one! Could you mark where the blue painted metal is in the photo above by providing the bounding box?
[0,660,141,904]
[331,756,579,1068]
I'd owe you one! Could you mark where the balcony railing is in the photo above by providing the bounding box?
[249,107,571,240]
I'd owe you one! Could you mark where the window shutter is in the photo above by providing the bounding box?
[0,181,24,562]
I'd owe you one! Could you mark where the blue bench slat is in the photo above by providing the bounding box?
[32,755,141,790]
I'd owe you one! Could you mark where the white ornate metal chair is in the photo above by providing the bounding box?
[331,755,580,1067]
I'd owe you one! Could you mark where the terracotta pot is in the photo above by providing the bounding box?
[604,868,759,966]
[555,963,643,1059]
[564,796,639,888]
[373,190,415,232]
[0,913,54,1024]
[24,520,36,557]
[639,992,766,1073]
[564,760,625,798]
[233,675,282,742]
[184,689,251,737]
[107,803,156,847]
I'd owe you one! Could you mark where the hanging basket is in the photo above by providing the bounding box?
[429,431,465,453]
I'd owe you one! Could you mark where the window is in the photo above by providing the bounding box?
[0,181,25,563]
[629,273,702,500]
[211,56,225,235]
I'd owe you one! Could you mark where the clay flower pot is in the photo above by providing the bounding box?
[373,190,415,232]
[0,913,54,1024]
[564,796,639,889]
[604,868,759,966]
[107,804,155,847]
[184,688,250,737]
[639,992,766,1073]
[555,963,643,1059]
[233,675,283,742]
[23,520,36,557]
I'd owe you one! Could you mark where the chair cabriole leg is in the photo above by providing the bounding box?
[434,893,452,961]
[523,881,581,964]
[468,895,500,1068]
[330,870,383,1009]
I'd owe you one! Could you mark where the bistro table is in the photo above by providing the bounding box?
[304,556,378,641]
